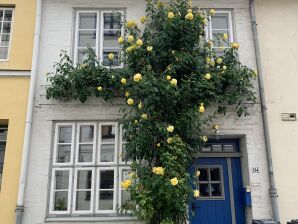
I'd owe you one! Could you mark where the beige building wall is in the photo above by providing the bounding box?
[255,0,298,222]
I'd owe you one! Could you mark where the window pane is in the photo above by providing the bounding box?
[2,22,11,33]
[100,170,114,189]
[76,191,91,210]
[102,51,119,66]
[212,15,229,29]
[55,170,69,189]
[78,48,90,64]
[199,184,210,197]
[210,168,221,181]
[0,11,3,21]
[121,190,130,205]
[121,143,127,162]
[0,128,7,141]
[77,170,92,189]
[99,191,113,210]
[101,125,115,142]
[0,47,8,59]
[104,12,121,29]
[58,126,72,143]
[211,184,222,197]
[198,168,208,182]
[56,145,71,163]
[223,144,235,152]
[0,142,6,188]
[54,191,68,211]
[1,34,10,47]
[103,30,120,48]
[79,125,94,143]
[201,145,211,152]
[79,13,97,29]
[78,30,96,48]
[4,10,12,22]
[100,144,115,162]
[212,30,230,47]
[212,144,223,152]
[78,144,93,163]
[122,170,131,181]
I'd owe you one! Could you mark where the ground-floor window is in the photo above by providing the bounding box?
[0,124,8,190]
[49,122,131,216]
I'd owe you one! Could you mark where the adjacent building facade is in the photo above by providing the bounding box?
[0,0,35,224]
[21,0,276,224]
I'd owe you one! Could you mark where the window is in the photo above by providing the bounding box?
[49,122,130,216]
[74,10,123,66]
[200,142,236,152]
[196,166,224,199]
[207,11,234,49]
[0,8,14,60]
[0,125,8,190]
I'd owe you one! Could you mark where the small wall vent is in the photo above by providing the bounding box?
[281,113,296,121]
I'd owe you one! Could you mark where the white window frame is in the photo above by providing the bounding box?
[49,168,73,215]
[95,167,117,213]
[0,8,14,62]
[206,10,234,48]
[75,123,97,166]
[98,122,118,165]
[53,123,75,166]
[72,167,95,214]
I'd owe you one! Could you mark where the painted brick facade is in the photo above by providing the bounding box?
[23,0,273,223]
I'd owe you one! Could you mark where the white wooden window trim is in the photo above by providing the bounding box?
[75,123,97,166]
[72,167,95,214]
[95,167,117,213]
[53,123,75,166]
[74,11,99,65]
[98,122,118,165]
[118,167,131,207]
[49,168,73,214]
[0,8,14,61]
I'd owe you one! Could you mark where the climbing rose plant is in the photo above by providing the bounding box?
[46,0,257,223]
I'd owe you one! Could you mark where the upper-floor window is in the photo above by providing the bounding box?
[49,122,130,216]
[207,11,234,49]
[74,10,123,66]
[0,8,13,60]
[0,125,8,190]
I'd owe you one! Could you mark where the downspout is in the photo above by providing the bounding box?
[249,0,280,223]
[15,0,43,223]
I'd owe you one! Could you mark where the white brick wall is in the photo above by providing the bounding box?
[23,0,273,223]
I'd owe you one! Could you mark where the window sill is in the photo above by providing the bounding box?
[45,216,138,222]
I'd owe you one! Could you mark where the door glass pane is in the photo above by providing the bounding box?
[55,170,69,189]
[211,184,222,197]
[57,145,71,163]
[76,191,91,210]
[78,144,93,162]
[99,191,114,210]
[79,125,94,143]
[212,15,229,29]
[100,170,114,189]
[199,184,210,197]
[210,168,221,181]
[104,12,121,29]
[79,13,97,29]
[100,144,115,162]
[54,191,68,211]
[198,168,208,181]
[101,125,115,142]
[78,30,96,47]
[58,126,72,143]
[77,170,92,189]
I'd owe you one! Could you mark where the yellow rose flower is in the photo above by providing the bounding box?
[134,120,138,123]
[121,179,132,189]
[136,39,143,46]
[223,33,228,41]
[194,189,200,198]
[125,91,130,97]
[152,167,164,175]
[187,9,192,13]
[185,12,194,20]
[108,53,114,60]
[223,65,227,70]
[127,98,134,105]
[97,86,103,91]
[167,137,173,144]
[167,125,174,133]
[126,45,136,53]
[207,40,213,47]
[127,35,134,43]
[216,58,222,64]
[168,12,174,19]
[231,42,240,49]
[205,73,211,80]
[213,124,219,130]
[170,177,179,186]
[147,46,153,52]
[206,57,211,64]
[196,170,201,177]
[202,136,208,142]
[141,113,148,120]
[140,16,147,24]
[134,73,142,82]
[118,36,124,44]
[156,143,161,148]
[210,61,215,67]
[199,103,205,113]
[170,78,177,86]
[138,102,143,109]
[81,63,88,69]
[166,75,172,80]
[127,20,137,28]
[210,9,216,15]
[254,70,258,76]
[203,18,208,25]
[121,78,127,84]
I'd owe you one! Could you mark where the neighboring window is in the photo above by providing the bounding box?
[0,125,8,190]
[207,11,234,49]
[196,166,224,199]
[0,8,14,60]
[49,122,130,216]
[200,142,236,152]
[74,10,123,66]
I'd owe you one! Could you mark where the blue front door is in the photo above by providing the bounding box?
[190,157,245,224]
